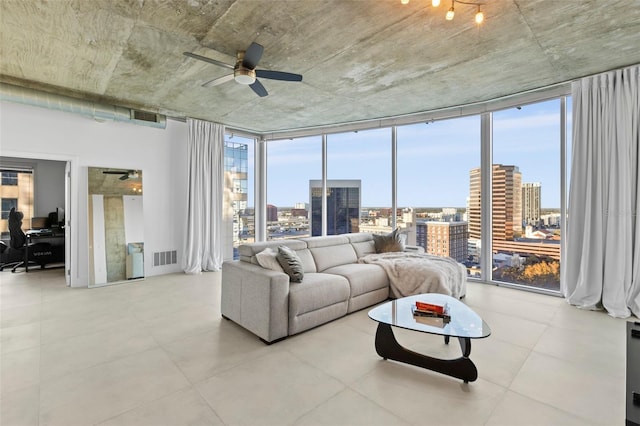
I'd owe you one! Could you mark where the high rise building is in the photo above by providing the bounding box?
[224,141,249,258]
[310,179,360,236]
[266,204,278,222]
[469,164,522,241]
[522,182,541,226]
[416,221,468,263]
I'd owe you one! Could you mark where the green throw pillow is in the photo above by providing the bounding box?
[373,228,404,253]
[276,245,304,282]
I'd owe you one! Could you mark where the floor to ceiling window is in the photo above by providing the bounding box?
[326,128,391,236]
[224,136,254,258]
[266,136,321,240]
[491,99,564,292]
[397,116,480,273]
[252,90,570,294]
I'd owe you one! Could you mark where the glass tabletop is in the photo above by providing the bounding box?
[368,294,491,339]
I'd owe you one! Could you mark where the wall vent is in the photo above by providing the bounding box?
[132,110,158,122]
[153,250,177,267]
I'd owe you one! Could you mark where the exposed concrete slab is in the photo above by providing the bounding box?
[1,0,639,134]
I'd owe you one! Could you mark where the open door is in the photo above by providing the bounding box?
[65,160,71,286]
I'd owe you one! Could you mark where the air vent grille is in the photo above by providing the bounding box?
[132,110,159,122]
[153,250,177,266]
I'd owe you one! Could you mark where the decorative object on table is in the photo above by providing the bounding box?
[412,300,451,323]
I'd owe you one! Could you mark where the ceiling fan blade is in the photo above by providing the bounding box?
[102,170,128,175]
[183,52,234,70]
[249,79,268,97]
[242,42,264,69]
[203,74,234,87]
[119,175,129,181]
[255,70,303,82]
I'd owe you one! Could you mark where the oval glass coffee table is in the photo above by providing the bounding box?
[368,293,491,383]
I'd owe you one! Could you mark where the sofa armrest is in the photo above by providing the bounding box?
[221,260,290,343]
[404,245,425,254]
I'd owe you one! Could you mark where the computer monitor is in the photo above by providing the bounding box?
[31,217,48,230]
[56,207,65,228]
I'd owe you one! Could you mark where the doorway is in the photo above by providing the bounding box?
[0,155,72,286]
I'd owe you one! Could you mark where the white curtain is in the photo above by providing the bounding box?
[183,118,225,273]
[562,65,640,318]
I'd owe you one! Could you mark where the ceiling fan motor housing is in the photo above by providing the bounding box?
[234,51,256,85]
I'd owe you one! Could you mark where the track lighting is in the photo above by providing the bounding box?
[475,6,484,24]
[446,1,455,20]
[401,0,485,25]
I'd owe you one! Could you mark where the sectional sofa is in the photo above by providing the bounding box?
[221,232,466,343]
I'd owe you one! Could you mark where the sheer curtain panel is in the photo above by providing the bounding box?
[563,65,640,318]
[183,118,225,273]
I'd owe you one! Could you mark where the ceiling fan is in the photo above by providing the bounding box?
[102,170,139,181]
[183,42,302,97]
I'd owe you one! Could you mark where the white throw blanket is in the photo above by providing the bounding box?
[358,252,467,299]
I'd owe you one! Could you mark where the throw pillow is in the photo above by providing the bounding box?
[255,247,284,272]
[276,245,304,282]
[373,228,404,253]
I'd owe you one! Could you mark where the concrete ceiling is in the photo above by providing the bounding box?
[1,0,639,135]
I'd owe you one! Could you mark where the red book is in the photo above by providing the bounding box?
[415,301,446,314]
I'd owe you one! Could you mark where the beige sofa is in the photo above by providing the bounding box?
[221,232,443,343]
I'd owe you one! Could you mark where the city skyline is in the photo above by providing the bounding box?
[236,99,570,209]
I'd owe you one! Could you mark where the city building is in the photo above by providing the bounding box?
[266,204,278,222]
[310,180,361,236]
[0,169,34,232]
[291,202,308,217]
[224,141,249,252]
[522,182,542,226]
[469,164,522,241]
[416,221,468,263]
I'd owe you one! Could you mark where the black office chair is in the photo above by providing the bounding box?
[0,208,28,271]
[0,207,50,272]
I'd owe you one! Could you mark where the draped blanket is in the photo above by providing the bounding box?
[358,252,467,299]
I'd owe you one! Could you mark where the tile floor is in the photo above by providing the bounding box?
[0,268,632,426]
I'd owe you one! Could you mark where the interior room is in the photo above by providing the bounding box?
[1,1,639,425]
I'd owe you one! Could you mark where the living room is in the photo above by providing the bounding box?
[1,1,639,425]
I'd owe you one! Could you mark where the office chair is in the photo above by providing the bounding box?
[0,208,28,271]
[0,207,50,272]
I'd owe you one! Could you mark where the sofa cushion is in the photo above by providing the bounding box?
[346,233,376,258]
[323,263,389,297]
[288,273,350,317]
[294,248,317,273]
[277,245,305,282]
[239,240,306,264]
[255,248,284,272]
[302,236,358,272]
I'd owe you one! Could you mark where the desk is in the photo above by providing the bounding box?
[22,229,65,272]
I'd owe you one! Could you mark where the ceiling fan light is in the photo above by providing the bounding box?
[400,0,409,4]
[234,68,256,85]
[432,0,441,7]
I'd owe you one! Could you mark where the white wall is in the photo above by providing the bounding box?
[0,101,188,287]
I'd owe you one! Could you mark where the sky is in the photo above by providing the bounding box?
[236,98,571,209]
